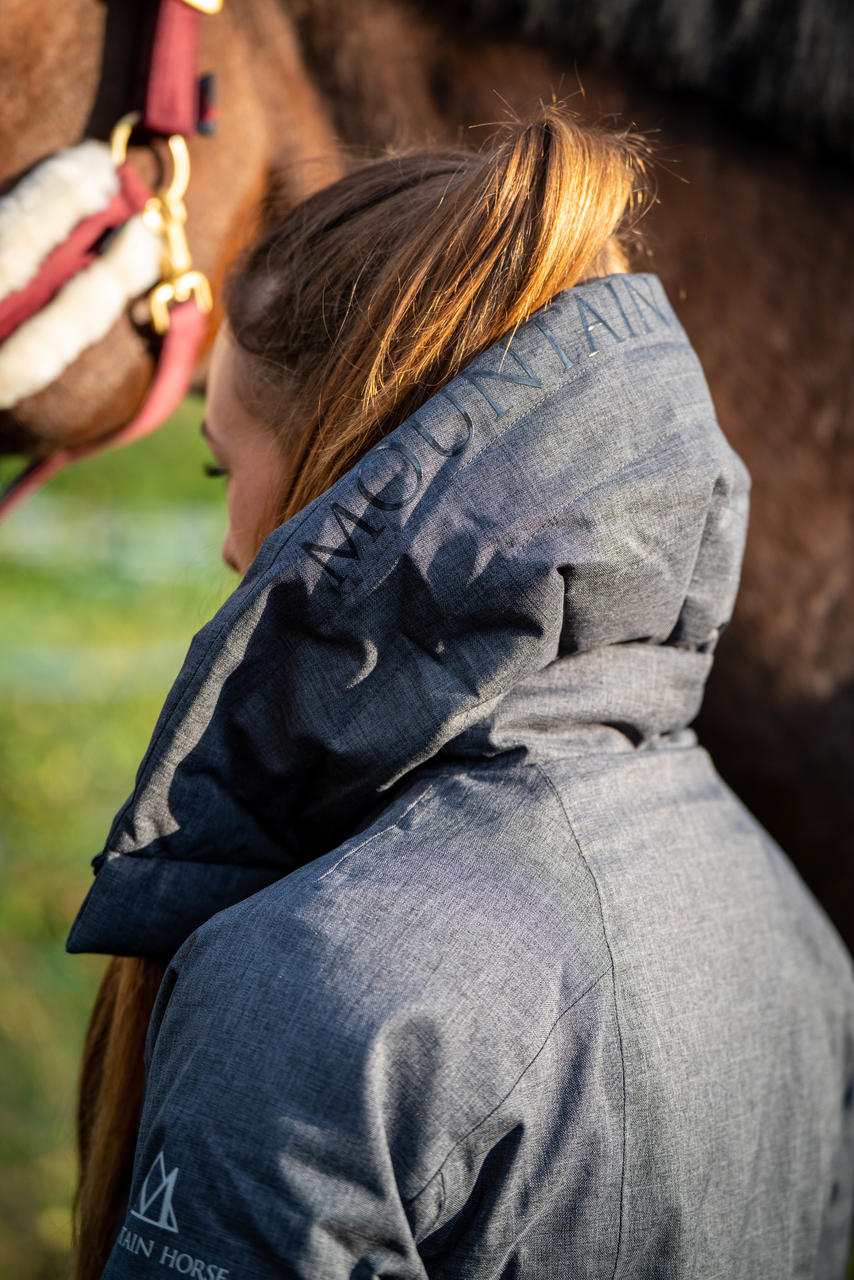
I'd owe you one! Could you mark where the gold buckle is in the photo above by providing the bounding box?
[109,114,213,336]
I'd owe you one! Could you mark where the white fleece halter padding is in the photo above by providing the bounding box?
[0,141,119,302]
[0,215,162,409]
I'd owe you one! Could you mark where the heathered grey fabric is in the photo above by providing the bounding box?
[67,274,854,1279]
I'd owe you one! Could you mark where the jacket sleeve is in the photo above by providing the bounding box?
[100,921,440,1280]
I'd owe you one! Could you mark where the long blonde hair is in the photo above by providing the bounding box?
[72,105,648,1278]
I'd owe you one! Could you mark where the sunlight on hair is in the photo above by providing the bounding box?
[225,104,650,542]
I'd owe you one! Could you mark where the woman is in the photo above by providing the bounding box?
[68,109,854,1278]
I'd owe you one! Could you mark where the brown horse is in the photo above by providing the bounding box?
[1,0,852,949]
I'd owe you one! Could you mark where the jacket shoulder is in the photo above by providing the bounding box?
[175,763,611,1030]
[145,764,616,1199]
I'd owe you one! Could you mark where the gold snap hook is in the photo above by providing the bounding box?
[106,115,213,336]
[162,134,191,208]
[148,272,213,335]
[149,281,178,335]
[174,270,213,313]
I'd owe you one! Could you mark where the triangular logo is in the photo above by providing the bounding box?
[130,1150,179,1232]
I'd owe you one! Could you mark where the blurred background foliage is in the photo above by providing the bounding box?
[0,397,232,1279]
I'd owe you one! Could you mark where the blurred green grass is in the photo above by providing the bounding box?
[0,397,232,1279]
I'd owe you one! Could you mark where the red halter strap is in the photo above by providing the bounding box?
[0,0,221,523]
[143,0,205,137]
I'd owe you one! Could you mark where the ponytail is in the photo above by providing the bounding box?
[73,956,166,1279]
[226,105,649,529]
[72,105,648,1276]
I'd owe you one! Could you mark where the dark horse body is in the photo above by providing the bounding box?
[1,0,852,946]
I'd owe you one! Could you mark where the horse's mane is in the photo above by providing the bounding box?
[416,0,854,162]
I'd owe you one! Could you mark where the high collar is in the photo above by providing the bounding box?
[67,273,750,959]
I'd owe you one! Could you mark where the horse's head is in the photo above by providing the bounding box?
[0,0,341,490]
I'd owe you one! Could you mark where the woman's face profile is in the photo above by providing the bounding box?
[202,327,290,575]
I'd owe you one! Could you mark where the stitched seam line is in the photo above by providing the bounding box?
[315,784,437,882]
[532,761,627,1280]
[418,1169,446,1238]
[74,789,437,945]
[403,964,612,1207]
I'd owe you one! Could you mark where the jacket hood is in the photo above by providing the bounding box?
[67,273,750,959]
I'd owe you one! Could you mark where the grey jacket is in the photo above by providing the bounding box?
[67,274,854,1279]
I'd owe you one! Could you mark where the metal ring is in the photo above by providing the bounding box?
[109,114,190,209]
[109,111,141,167]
